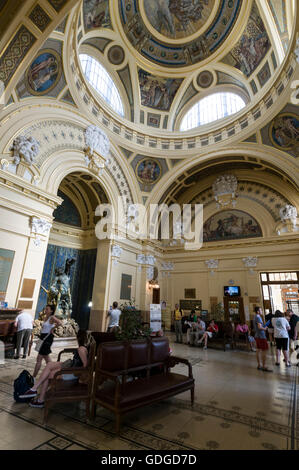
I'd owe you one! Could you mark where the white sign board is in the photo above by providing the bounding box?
[150,304,162,332]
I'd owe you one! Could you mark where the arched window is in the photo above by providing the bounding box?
[80,54,124,116]
[180,92,246,131]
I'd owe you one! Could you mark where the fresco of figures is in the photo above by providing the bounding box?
[270,114,299,150]
[144,0,214,39]
[222,2,270,77]
[83,0,111,31]
[203,210,262,242]
[26,50,61,95]
[139,69,182,111]
[136,159,161,184]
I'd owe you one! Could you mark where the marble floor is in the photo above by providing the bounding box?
[0,334,297,450]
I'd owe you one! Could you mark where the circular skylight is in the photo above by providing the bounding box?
[80,54,124,117]
[180,92,246,131]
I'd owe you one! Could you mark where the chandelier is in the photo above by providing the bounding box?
[212,174,238,209]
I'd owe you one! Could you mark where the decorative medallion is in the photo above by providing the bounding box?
[119,0,242,68]
[269,113,299,151]
[108,45,125,65]
[136,158,162,185]
[25,49,62,95]
[197,70,214,88]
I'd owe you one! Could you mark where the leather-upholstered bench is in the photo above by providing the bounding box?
[91,337,194,433]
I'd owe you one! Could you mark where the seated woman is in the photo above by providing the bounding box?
[20,330,91,408]
[198,320,218,349]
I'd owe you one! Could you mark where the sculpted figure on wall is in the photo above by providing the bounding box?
[11,135,40,166]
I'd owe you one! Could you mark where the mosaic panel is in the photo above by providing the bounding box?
[0,25,36,87]
[29,4,51,32]
[83,0,111,32]
[222,2,271,77]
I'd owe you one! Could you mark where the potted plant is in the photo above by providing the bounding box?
[117,299,151,340]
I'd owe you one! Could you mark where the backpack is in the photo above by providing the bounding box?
[14,370,34,403]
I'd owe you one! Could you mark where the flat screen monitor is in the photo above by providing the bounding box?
[224,286,240,297]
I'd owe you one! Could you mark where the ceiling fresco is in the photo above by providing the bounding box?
[143,0,216,41]
[222,2,271,77]
[138,68,183,111]
[83,0,111,32]
[119,0,242,67]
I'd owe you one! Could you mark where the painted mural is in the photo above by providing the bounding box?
[136,158,162,185]
[270,113,299,151]
[120,0,242,67]
[222,2,271,77]
[83,0,111,31]
[144,0,215,40]
[139,69,182,111]
[257,61,271,87]
[203,210,262,242]
[26,49,62,95]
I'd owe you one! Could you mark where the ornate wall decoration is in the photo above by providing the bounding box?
[203,210,262,242]
[138,69,182,111]
[25,49,62,96]
[47,0,68,12]
[257,61,271,88]
[295,38,299,64]
[16,120,133,204]
[29,4,52,32]
[11,135,40,166]
[0,25,36,88]
[279,204,297,228]
[205,259,218,275]
[108,45,125,65]
[222,2,271,77]
[111,244,123,265]
[83,0,111,32]
[136,158,162,185]
[31,217,52,235]
[84,125,110,157]
[197,70,214,88]
[84,125,110,176]
[212,174,238,209]
[161,262,174,278]
[242,256,258,274]
[269,113,299,152]
[120,0,242,67]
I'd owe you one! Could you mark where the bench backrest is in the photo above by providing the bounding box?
[97,337,170,372]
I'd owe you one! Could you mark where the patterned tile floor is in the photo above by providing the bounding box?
[0,334,297,450]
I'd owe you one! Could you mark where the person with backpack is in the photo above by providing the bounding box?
[32,304,63,379]
[19,330,91,408]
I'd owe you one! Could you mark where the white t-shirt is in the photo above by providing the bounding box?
[272,317,290,339]
[107,308,121,327]
[15,312,33,331]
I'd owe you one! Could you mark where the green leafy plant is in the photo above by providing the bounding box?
[116,309,152,341]
[212,302,225,321]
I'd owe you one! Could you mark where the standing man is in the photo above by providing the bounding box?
[173,303,183,343]
[286,309,299,353]
[253,306,272,372]
[106,301,122,332]
[14,310,33,359]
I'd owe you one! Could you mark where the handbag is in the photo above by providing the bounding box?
[35,333,50,353]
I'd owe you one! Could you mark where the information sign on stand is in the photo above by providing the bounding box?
[150,304,162,332]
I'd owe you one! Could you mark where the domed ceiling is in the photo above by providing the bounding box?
[120,0,242,67]
[75,0,294,133]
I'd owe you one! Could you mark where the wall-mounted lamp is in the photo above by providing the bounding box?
[88,301,93,307]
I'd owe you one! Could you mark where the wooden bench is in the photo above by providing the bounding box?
[91,337,194,433]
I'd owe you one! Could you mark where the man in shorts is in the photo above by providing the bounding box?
[253,306,272,372]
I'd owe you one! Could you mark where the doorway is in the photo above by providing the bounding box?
[260,272,299,314]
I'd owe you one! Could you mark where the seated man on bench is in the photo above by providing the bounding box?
[189,315,206,346]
